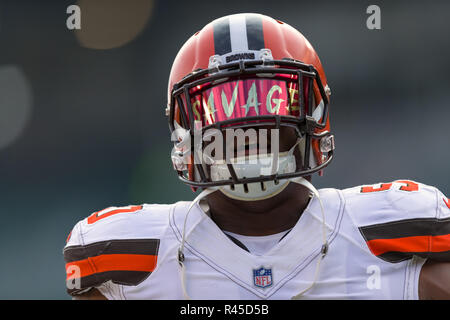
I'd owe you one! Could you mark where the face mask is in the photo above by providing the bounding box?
[210,143,298,201]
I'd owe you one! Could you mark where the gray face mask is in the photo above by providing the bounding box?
[209,140,300,201]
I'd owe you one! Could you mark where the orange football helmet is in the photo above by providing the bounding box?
[166,13,334,194]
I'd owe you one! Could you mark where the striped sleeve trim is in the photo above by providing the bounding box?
[359,218,450,263]
[64,239,159,294]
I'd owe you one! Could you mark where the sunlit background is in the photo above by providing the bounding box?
[0,0,448,299]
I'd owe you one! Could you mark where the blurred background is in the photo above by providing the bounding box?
[0,0,448,299]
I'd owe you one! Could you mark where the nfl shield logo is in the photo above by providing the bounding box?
[253,267,273,288]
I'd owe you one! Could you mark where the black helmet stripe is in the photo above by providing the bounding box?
[213,18,232,55]
[213,14,265,55]
[245,15,264,50]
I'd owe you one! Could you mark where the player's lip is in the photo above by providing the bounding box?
[237,143,272,156]
[244,147,257,156]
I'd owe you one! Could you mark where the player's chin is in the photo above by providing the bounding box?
[210,179,305,207]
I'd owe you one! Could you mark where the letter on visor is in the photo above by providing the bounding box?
[186,75,314,127]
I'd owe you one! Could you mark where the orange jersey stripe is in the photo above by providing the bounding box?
[66,254,157,280]
[444,197,450,209]
[87,205,143,224]
[366,234,450,256]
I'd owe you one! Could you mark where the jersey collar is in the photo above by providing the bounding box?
[169,188,344,298]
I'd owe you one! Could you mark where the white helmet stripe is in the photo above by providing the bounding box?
[229,15,249,52]
[312,99,324,122]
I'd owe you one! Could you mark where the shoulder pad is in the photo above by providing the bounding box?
[343,180,450,263]
[63,203,173,295]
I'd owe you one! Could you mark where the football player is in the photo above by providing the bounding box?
[64,13,450,300]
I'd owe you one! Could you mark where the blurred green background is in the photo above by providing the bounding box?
[0,0,448,299]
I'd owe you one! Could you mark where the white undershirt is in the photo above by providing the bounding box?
[223,229,292,256]
[199,200,292,256]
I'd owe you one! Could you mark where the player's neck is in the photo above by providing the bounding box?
[205,182,311,236]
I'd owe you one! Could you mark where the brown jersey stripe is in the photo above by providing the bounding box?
[359,218,450,241]
[66,270,152,295]
[376,250,450,263]
[64,238,160,263]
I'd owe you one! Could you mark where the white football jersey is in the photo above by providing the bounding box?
[64,180,450,299]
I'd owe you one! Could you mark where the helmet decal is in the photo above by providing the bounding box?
[213,14,265,55]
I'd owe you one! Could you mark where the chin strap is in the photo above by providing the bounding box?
[176,177,328,300]
[290,177,329,299]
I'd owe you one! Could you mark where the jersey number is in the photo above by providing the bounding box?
[360,180,419,193]
[87,205,143,224]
